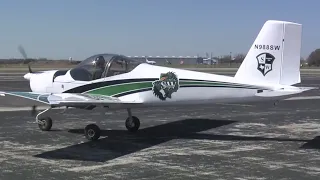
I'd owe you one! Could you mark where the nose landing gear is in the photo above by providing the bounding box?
[36,108,53,131]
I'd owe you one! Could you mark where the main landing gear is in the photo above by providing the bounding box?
[34,107,140,141]
[84,108,140,140]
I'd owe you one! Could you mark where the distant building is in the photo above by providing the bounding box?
[129,56,200,65]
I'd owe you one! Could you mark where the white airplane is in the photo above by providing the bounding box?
[145,57,156,64]
[0,20,316,141]
[203,53,217,64]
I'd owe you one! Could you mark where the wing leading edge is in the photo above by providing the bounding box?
[0,91,141,107]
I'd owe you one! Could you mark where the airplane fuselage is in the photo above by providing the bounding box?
[24,63,302,109]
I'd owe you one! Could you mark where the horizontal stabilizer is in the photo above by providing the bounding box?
[296,86,318,91]
[255,86,318,97]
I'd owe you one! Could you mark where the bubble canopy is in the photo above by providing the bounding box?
[70,54,142,81]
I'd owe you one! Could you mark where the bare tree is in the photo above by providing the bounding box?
[307,49,320,66]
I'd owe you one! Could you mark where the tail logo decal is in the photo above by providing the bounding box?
[256,52,275,76]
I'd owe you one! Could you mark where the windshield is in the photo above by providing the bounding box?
[69,54,142,81]
[70,54,114,81]
[106,55,142,77]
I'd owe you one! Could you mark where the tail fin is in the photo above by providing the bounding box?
[234,20,302,86]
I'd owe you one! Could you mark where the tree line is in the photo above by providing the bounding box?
[304,49,320,66]
[2,48,320,66]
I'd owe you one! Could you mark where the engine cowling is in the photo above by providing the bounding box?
[24,70,57,93]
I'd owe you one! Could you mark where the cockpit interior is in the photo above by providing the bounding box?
[67,54,142,81]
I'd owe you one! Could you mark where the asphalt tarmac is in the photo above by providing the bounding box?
[0,72,320,180]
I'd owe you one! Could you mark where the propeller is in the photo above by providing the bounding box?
[18,45,37,116]
[31,105,37,116]
[18,45,33,73]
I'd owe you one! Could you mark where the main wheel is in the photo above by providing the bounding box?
[84,124,101,141]
[125,116,140,132]
[38,117,53,131]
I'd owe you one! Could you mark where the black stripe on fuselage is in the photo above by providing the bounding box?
[180,85,259,89]
[179,79,265,89]
[63,78,158,93]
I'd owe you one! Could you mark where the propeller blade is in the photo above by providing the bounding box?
[18,45,34,73]
[28,64,33,73]
[31,105,37,116]
[18,45,28,60]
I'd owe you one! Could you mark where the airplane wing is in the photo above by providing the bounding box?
[0,91,142,107]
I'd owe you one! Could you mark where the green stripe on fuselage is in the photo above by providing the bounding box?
[86,81,153,96]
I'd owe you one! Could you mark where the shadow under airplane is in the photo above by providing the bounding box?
[34,118,320,162]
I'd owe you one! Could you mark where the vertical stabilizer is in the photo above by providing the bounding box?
[234,20,302,85]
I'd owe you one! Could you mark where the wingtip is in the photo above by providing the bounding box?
[299,87,318,91]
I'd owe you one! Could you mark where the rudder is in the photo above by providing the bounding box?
[234,20,302,86]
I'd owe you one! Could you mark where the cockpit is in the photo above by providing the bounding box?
[69,54,142,81]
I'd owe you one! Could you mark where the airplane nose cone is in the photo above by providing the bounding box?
[24,73,32,80]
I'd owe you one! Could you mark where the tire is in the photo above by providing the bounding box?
[125,116,140,132]
[84,124,101,141]
[38,117,53,131]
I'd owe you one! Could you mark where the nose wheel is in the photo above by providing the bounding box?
[38,117,53,131]
[36,108,53,131]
